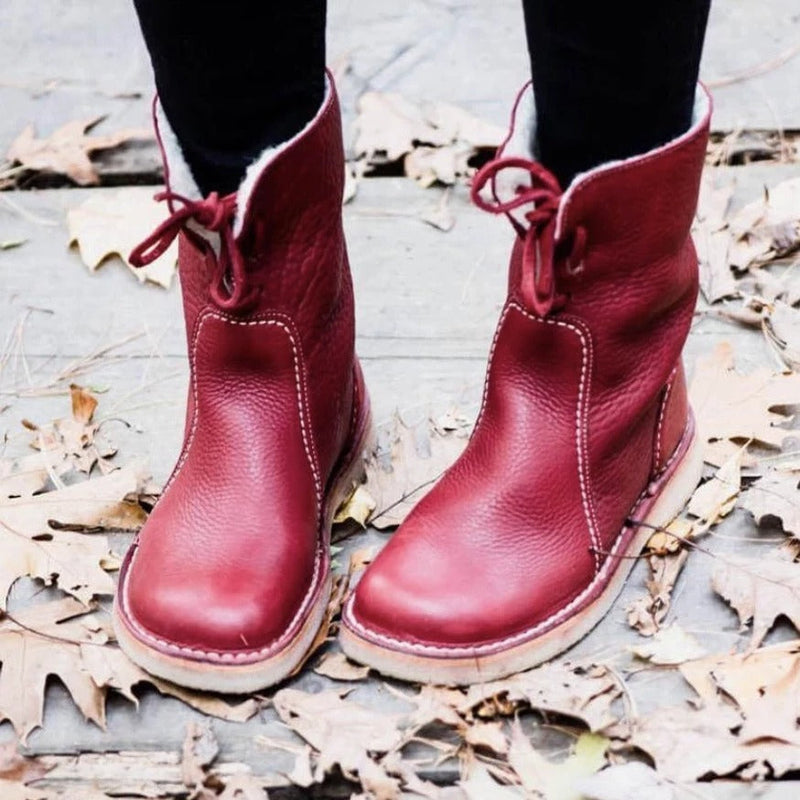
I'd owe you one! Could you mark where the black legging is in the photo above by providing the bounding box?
[133,0,711,196]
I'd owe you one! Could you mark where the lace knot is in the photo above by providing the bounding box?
[471,157,586,316]
[129,191,256,311]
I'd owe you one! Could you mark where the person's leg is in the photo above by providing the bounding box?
[133,0,327,195]
[522,0,711,188]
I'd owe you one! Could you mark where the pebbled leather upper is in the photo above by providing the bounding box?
[120,77,359,660]
[347,84,711,653]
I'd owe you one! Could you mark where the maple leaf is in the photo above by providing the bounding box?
[464,662,622,733]
[0,463,148,537]
[0,597,259,744]
[28,384,117,475]
[628,623,707,665]
[271,688,406,787]
[67,189,178,289]
[354,92,503,186]
[712,552,800,647]
[361,410,471,529]
[727,177,800,271]
[0,394,148,609]
[6,118,151,186]
[740,471,800,539]
[630,701,800,781]
[0,526,115,610]
[681,641,800,747]
[626,549,689,636]
[0,598,107,742]
[693,176,736,303]
[689,341,800,453]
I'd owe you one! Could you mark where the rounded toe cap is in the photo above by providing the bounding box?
[121,544,315,658]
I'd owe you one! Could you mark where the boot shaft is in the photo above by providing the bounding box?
[150,73,356,486]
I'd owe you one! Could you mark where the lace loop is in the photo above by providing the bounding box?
[130,191,256,311]
[471,157,585,316]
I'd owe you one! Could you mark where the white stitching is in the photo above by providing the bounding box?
[121,310,327,662]
[508,302,601,572]
[472,301,601,572]
[472,303,512,433]
[654,366,678,475]
[344,420,695,657]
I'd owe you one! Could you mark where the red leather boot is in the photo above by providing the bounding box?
[113,75,371,692]
[341,83,711,684]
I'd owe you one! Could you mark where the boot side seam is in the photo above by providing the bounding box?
[480,301,602,573]
[119,310,327,662]
[343,419,696,656]
[654,365,678,475]
[161,309,323,511]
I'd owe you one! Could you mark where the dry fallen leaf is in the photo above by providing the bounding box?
[508,725,607,800]
[693,176,736,303]
[364,411,470,529]
[459,763,524,800]
[689,341,800,454]
[7,118,151,186]
[577,762,673,800]
[67,188,178,289]
[728,178,800,271]
[354,92,503,186]
[313,651,370,682]
[0,393,149,608]
[1,463,149,538]
[629,701,800,781]
[181,722,220,794]
[686,447,743,529]
[628,623,707,665]
[629,449,744,636]
[29,384,117,476]
[0,598,107,742]
[465,662,622,733]
[0,526,115,610]
[272,688,406,787]
[762,299,800,371]
[682,641,800,734]
[740,470,800,539]
[333,484,376,528]
[0,595,259,745]
[626,549,689,636]
[0,742,50,785]
[0,451,67,500]
[712,551,800,647]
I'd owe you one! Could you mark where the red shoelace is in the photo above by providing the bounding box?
[471,157,586,316]
[130,191,255,310]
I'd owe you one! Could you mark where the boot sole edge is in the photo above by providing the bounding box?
[112,378,374,694]
[339,423,704,685]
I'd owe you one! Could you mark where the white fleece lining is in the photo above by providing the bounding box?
[497,83,712,238]
[154,75,333,238]
[155,102,202,202]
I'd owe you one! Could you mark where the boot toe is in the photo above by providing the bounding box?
[348,533,542,651]
[121,543,314,657]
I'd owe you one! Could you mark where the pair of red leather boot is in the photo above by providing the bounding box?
[113,75,711,690]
